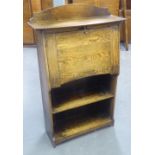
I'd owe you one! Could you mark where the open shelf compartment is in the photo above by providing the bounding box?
[53,99,113,144]
[51,74,113,114]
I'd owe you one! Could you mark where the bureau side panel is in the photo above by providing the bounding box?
[111,25,120,74]
[110,24,120,120]
[44,33,61,88]
[36,30,54,145]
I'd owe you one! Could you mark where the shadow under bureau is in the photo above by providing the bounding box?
[29,4,124,146]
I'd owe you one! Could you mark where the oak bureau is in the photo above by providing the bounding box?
[29,4,124,146]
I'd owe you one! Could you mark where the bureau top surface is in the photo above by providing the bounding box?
[28,4,124,30]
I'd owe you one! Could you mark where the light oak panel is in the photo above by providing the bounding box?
[55,26,119,85]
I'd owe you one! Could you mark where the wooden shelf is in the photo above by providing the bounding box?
[30,4,121,145]
[53,92,114,114]
[54,99,113,144]
[54,115,113,144]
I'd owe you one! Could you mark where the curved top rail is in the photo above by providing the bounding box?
[29,4,124,29]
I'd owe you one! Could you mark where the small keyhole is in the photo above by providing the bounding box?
[79,26,88,34]
[83,27,88,34]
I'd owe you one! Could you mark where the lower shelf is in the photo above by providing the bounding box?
[53,92,114,114]
[54,115,113,144]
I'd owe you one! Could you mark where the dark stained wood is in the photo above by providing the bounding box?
[55,115,113,144]
[29,4,123,146]
[120,9,131,43]
[23,0,34,44]
[36,30,55,146]
[121,0,128,50]
[23,0,53,45]
[126,0,131,9]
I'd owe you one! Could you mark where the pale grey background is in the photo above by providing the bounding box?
[54,0,65,7]
[23,44,131,155]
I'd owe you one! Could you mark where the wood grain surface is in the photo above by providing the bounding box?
[30,5,122,146]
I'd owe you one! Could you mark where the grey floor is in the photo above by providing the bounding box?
[23,44,131,155]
